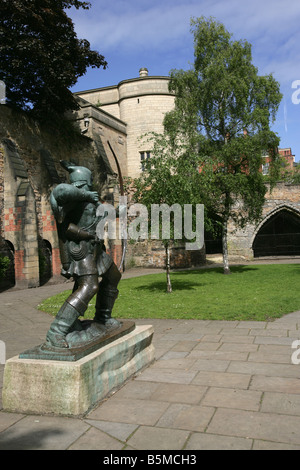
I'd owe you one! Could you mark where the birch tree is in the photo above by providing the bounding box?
[132,133,194,293]
[164,17,282,274]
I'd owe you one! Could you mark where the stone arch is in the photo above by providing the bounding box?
[252,205,300,257]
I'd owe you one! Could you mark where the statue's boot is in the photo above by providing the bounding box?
[94,286,121,330]
[46,302,80,348]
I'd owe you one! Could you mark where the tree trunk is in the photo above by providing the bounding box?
[222,209,231,275]
[165,243,172,293]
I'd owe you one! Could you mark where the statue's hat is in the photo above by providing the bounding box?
[60,160,92,187]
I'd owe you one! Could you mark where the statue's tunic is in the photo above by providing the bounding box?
[50,183,113,278]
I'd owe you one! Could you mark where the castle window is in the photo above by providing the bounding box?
[262,163,269,175]
[140,151,151,171]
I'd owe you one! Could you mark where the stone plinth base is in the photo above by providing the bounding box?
[2,325,154,417]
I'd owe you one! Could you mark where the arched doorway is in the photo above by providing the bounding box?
[252,208,300,257]
[39,239,52,285]
[0,240,15,291]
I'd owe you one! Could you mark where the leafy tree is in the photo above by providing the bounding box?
[132,133,198,293]
[281,161,300,184]
[0,0,107,116]
[0,255,9,280]
[164,17,282,274]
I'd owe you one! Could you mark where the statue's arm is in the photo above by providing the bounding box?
[65,223,95,242]
[52,184,99,206]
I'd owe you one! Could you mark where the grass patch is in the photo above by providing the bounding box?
[38,264,300,321]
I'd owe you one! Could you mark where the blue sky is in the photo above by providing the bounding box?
[69,0,300,161]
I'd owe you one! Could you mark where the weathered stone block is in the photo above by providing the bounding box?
[2,325,155,417]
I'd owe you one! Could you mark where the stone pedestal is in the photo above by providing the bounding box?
[2,325,154,417]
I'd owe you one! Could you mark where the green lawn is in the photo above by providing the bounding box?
[38,264,300,322]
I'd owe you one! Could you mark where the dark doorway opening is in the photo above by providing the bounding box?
[39,239,52,285]
[0,240,15,292]
[204,214,223,254]
[253,209,300,257]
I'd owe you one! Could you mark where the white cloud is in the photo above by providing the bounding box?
[70,0,300,84]
[70,2,193,51]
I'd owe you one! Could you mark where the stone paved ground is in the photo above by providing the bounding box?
[1,265,300,450]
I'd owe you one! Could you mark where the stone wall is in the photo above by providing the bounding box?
[126,240,205,269]
[0,105,123,289]
[120,90,174,178]
[227,182,300,260]
[74,98,127,181]
[0,104,204,290]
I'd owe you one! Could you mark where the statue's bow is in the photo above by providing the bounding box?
[107,140,126,272]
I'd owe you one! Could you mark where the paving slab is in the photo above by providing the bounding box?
[228,360,300,377]
[0,412,24,433]
[135,367,198,384]
[156,403,215,432]
[189,350,249,361]
[150,383,207,405]
[248,351,292,363]
[192,370,252,389]
[185,432,253,450]
[125,425,190,450]
[261,392,300,416]
[252,440,300,450]
[84,420,139,442]
[68,426,125,450]
[87,398,170,426]
[250,375,300,395]
[201,387,263,411]
[218,342,259,352]
[207,408,300,446]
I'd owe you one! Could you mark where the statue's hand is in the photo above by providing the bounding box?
[88,191,99,203]
[61,268,71,279]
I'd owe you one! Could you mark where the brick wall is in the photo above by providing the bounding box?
[0,105,120,288]
[52,247,62,277]
[14,249,25,281]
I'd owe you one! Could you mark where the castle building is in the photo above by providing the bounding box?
[74,68,175,178]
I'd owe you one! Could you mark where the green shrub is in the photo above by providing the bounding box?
[0,255,10,280]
